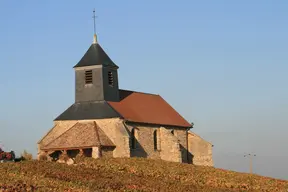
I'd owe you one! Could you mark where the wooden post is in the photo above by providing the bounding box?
[249,155,252,174]
[79,149,84,156]
[244,153,256,174]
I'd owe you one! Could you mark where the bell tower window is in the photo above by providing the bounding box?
[85,70,93,84]
[108,71,114,87]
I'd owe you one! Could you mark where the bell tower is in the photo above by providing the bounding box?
[73,10,119,102]
[53,9,121,121]
[73,35,119,102]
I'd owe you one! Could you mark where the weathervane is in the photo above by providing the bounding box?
[92,8,98,44]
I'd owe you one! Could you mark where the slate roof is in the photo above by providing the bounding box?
[54,101,121,121]
[73,43,119,69]
[41,121,115,150]
[108,90,192,128]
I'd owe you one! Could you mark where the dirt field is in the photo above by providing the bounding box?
[0,157,287,191]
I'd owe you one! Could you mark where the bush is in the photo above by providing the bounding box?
[21,150,33,160]
[38,154,48,161]
[59,153,70,162]
[74,153,87,164]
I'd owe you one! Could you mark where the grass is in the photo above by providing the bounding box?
[0,157,287,191]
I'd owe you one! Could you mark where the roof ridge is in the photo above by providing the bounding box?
[42,122,80,149]
[119,89,159,96]
[105,101,123,118]
[93,121,101,147]
[124,120,191,128]
[37,124,57,144]
[93,121,115,147]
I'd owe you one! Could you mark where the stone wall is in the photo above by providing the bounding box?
[96,119,130,158]
[188,132,213,166]
[159,127,182,163]
[171,128,189,163]
[38,118,213,166]
[125,123,183,163]
[125,123,161,159]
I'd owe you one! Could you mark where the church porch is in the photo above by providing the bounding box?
[39,145,116,163]
[38,121,116,163]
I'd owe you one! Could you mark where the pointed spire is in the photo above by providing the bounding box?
[92,9,98,44]
[73,8,119,69]
[73,43,119,69]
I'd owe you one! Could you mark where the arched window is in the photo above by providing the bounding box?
[131,128,136,149]
[153,130,158,150]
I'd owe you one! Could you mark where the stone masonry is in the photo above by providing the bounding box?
[38,118,213,166]
[120,122,189,163]
[159,127,182,163]
[188,132,214,166]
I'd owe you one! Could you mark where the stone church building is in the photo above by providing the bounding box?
[37,33,213,166]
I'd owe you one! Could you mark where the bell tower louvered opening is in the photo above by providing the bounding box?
[85,70,93,84]
[108,71,114,87]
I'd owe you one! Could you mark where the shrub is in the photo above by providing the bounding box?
[59,153,70,162]
[74,153,87,164]
[21,150,33,160]
[38,154,48,161]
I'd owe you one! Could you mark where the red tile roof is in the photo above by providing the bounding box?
[108,90,192,128]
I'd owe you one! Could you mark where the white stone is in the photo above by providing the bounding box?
[66,158,74,165]
[57,159,66,164]
[92,146,100,159]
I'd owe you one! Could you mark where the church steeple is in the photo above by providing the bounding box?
[72,42,119,69]
[73,9,120,103]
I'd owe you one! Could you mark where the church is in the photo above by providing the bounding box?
[37,32,214,166]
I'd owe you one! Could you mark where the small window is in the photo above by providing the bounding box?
[153,130,158,151]
[108,71,113,87]
[131,128,136,149]
[85,70,93,84]
[171,129,174,135]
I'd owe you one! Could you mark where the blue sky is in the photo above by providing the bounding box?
[0,1,287,180]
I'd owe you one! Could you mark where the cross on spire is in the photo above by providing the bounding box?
[92,8,98,44]
[93,8,97,34]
